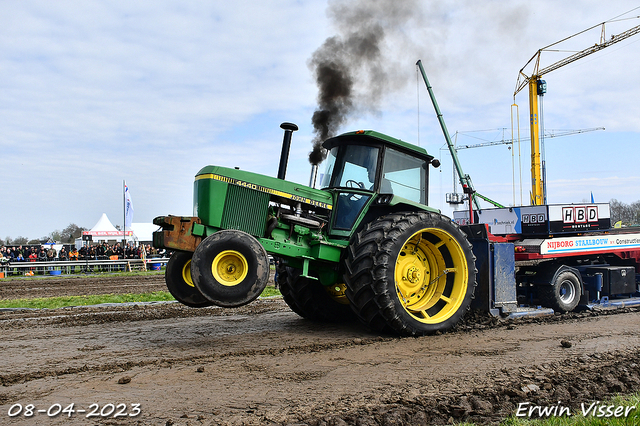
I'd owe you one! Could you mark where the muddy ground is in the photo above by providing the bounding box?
[0,274,639,425]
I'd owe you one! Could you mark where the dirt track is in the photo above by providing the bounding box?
[1,274,639,425]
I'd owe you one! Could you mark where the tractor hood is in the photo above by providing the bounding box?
[195,165,333,211]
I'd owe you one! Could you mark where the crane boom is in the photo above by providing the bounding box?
[456,127,605,150]
[514,17,640,205]
[416,60,480,211]
[515,22,640,96]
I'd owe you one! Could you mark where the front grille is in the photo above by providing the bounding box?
[221,184,269,237]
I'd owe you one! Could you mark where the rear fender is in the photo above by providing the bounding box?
[534,263,584,294]
[355,196,439,236]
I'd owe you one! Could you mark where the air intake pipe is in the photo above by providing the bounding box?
[277,122,298,180]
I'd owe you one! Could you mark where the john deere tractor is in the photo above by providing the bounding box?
[153,124,476,336]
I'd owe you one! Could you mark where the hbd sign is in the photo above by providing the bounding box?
[562,206,598,224]
[522,214,546,224]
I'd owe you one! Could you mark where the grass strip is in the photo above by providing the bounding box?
[0,287,282,309]
[259,286,281,298]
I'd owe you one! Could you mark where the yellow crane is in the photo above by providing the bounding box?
[514,14,640,205]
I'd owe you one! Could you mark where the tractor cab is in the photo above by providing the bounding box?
[319,130,438,233]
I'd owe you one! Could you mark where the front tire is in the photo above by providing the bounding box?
[345,211,476,336]
[165,251,213,307]
[191,230,270,308]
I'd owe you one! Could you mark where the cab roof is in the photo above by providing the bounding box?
[322,130,433,161]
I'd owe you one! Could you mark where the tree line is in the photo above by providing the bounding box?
[609,199,640,226]
[1,223,88,246]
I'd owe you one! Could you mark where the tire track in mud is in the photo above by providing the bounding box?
[0,334,391,389]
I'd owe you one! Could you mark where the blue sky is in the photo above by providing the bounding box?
[1,0,639,240]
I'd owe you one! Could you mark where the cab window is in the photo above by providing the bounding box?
[320,145,379,190]
[381,148,427,204]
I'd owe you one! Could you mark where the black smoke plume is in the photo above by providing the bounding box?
[308,0,420,165]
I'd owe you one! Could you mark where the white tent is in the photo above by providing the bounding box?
[89,213,120,234]
[76,213,159,247]
[82,213,131,241]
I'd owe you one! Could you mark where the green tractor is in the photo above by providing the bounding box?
[153,124,476,336]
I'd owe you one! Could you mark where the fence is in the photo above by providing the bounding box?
[0,258,169,278]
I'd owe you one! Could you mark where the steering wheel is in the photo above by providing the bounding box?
[345,179,365,189]
[345,179,365,201]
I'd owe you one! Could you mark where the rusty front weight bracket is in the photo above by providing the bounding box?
[152,215,203,252]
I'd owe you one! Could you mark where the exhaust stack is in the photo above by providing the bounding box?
[277,122,298,180]
[308,164,318,188]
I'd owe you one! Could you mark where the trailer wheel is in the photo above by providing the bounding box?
[279,266,354,322]
[345,211,476,336]
[165,251,213,307]
[191,230,269,308]
[540,269,582,313]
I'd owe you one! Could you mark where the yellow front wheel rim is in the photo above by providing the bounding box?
[181,259,194,287]
[395,228,468,324]
[212,250,248,287]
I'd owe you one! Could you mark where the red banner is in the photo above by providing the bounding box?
[82,231,133,236]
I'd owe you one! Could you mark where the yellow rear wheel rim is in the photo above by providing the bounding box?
[181,259,194,287]
[394,228,468,324]
[212,250,248,287]
[326,282,349,305]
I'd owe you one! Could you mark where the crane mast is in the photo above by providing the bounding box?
[528,78,544,205]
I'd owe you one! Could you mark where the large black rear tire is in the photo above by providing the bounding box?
[191,230,269,308]
[275,262,306,318]
[165,251,213,308]
[345,211,476,336]
[278,265,354,322]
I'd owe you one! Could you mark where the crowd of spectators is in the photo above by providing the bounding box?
[0,242,171,265]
